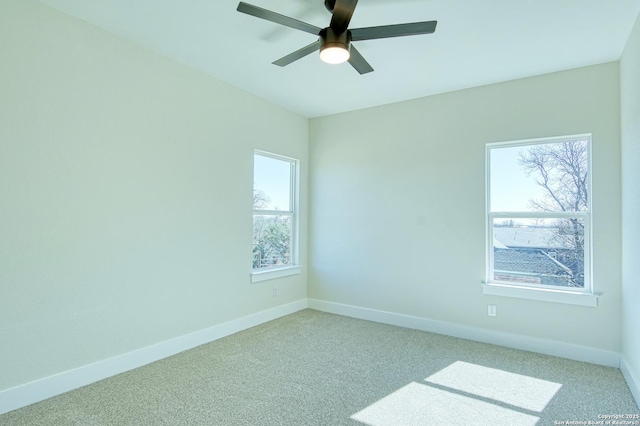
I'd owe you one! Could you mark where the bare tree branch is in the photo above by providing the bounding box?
[518,139,588,287]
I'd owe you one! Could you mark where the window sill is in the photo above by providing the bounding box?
[482,282,598,307]
[251,266,302,283]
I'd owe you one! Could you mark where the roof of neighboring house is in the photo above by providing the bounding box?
[494,248,573,287]
[493,227,571,250]
[493,238,508,249]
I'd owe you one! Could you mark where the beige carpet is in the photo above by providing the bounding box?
[1,309,638,425]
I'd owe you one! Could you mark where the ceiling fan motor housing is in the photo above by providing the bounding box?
[320,27,351,54]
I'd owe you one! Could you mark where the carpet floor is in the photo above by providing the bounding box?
[1,309,638,425]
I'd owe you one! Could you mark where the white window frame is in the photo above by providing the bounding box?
[251,150,301,283]
[483,134,597,307]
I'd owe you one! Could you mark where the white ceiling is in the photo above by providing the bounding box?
[38,0,640,118]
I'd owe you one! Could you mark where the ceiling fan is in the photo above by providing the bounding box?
[237,0,437,74]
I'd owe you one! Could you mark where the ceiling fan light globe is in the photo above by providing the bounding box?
[320,46,350,64]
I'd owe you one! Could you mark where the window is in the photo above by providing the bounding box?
[252,151,299,282]
[485,135,596,306]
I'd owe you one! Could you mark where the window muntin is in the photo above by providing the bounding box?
[486,135,591,293]
[252,151,297,270]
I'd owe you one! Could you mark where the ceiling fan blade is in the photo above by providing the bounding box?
[273,41,321,67]
[348,45,373,74]
[350,21,437,41]
[237,2,322,36]
[330,0,358,33]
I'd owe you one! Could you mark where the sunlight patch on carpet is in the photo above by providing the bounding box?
[424,361,562,412]
[350,382,540,426]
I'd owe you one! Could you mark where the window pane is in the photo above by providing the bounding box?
[490,139,589,213]
[253,215,292,269]
[254,154,291,211]
[492,218,585,288]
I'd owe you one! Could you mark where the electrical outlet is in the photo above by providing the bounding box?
[488,304,497,317]
[272,286,279,297]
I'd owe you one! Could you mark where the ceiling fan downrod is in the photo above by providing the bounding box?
[324,0,336,13]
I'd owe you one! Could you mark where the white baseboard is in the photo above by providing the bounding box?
[2,298,628,416]
[620,356,640,409]
[307,298,620,368]
[0,299,308,416]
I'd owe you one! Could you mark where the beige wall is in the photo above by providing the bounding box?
[621,10,640,402]
[1,0,636,404]
[309,62,621,352]
[0,0,307,391]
